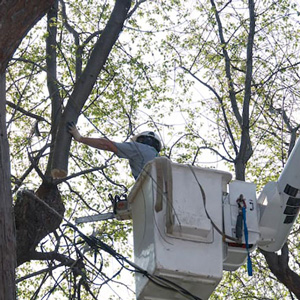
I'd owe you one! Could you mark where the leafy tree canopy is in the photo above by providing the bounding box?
[6,0,300,298]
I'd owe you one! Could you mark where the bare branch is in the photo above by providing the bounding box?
[53,165,107,185]
[59,0,82,79]
[210,0,242,125]
[243,0,255,126]
[16,263,65,283]
[6,100,48,123]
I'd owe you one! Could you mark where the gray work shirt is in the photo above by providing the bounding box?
[114,141,158,179]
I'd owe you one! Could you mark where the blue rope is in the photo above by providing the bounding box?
[242,207,253,276]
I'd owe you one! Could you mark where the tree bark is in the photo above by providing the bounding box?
[51,0,132,178]
[15,185,65,266]
[0,72,16,300]
[0,0,55,73]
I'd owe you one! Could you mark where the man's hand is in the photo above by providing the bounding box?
[67,122,82,142]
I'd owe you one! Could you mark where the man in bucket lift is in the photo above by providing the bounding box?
[68,123,162,179]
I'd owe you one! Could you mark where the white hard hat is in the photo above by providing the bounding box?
[132,131,162,152]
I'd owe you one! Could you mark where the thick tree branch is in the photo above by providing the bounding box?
[261,244,300,298]
[0,0,55,72]
[45,1,63,177]
[235,0,255,180]
[51,0,132,178]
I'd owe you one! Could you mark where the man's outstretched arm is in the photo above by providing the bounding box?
[68,122,118,153]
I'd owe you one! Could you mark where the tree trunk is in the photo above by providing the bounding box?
[0,0,60,291]
[0,72,16,299]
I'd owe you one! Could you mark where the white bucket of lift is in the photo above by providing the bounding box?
[128,157,232,300]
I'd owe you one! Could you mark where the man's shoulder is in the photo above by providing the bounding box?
[114,141,136,149]
[114,141,157,158]
[114,141,141,158]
